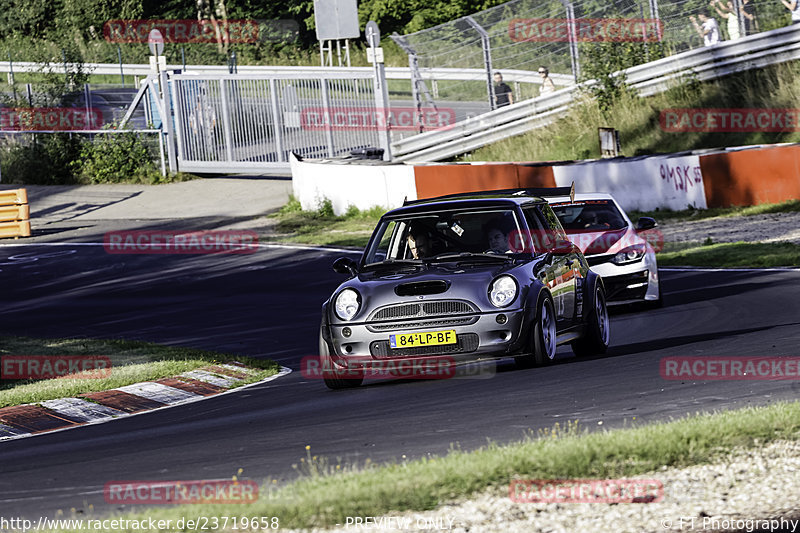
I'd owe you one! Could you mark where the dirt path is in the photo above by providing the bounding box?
[658,212,800,246]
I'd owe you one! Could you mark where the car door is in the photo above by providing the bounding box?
[523,205,575,327]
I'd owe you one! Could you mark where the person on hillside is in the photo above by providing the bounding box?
[538,66,556,96]
[781,0,800,23]
[741,0,757,35]
[710,0,740,40]
[690,12,720,46]
[493,72,513,108]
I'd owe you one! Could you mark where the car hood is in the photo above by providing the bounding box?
[336,261,524,322]
[563,227,645,256]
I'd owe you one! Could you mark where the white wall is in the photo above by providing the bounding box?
[552,154,708,211]
[290,156,418,216]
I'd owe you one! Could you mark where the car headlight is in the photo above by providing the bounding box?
[612,243,647,265]
[334,288,361,321]
[489,275,517,308]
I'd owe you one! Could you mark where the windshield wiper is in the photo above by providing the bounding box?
[361,259,425,272]
[424,252,513,263]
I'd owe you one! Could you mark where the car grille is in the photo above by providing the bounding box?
[369,300,476,321]
[604,270,649,301]
[587,254,615,266]
[368,316,477,332]
[370,333,480,358]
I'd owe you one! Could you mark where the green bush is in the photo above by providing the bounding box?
[0,134,83,184]
[72,131,161,184]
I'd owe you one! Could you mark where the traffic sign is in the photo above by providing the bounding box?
[148,29,165,56]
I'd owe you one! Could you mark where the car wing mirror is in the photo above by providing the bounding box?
[636,217,657,231]
[552,236,574,255]
[333,257,358,276]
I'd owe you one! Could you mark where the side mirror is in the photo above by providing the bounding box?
[636,217,657,231]
[552,236,574,255]
[332,257,358,276]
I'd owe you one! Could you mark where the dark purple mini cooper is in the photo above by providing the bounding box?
[319,188,610,389]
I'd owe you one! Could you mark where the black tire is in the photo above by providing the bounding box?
[320,332,363,390]
[515,296,557,368]
[571,282,610,357]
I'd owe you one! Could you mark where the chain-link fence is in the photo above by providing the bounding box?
[392,0,794,114]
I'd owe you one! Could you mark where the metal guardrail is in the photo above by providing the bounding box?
[0,62,572,87]
[392,24,800,162]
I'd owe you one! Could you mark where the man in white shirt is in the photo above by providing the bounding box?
[690,12,720,46]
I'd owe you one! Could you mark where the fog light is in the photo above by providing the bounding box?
[345,345,353,353]
[342,327,352,337]
[496,314,507,324]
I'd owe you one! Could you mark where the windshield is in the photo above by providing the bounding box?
[550,200,627,231]
[363,208,524,265]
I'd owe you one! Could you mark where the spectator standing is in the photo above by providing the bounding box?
[690,12,720,46]
[493,72,513,108]
[711,0,740,40]
[741,0,757,35]
[782,0,800,23]
[538,66,556,96]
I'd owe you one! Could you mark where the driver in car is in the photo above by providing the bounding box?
[485,218,515,254]
[407,229,432,259]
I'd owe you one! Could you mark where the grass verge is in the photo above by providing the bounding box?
[461,62,800,162]
[0,336,281,408]
[50,400,800,532]
[657,241,800,268]
[266,196,383,248]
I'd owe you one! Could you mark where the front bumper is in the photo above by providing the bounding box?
[586,251,659,303]
[326,309,526,366]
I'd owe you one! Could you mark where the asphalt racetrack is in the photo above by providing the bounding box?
[0,243,799,519]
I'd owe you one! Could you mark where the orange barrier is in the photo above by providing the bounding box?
[413,163,555,199]
[699,145,800,207]
[412,144,800,209]
[0,188,31,238]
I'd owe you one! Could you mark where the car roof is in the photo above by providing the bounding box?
[388,186,575,217]
[384,197,540,217]
[546,192,616,202]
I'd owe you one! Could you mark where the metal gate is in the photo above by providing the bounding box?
[165,71,381,174]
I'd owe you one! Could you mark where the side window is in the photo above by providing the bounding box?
[522,206,550,254]
[538,204,569,241]
[374,221,398,261]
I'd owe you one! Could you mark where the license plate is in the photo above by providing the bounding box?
[389,330,457,349]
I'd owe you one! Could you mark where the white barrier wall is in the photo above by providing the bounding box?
[552,154,707,211]
[290,156,417,216]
